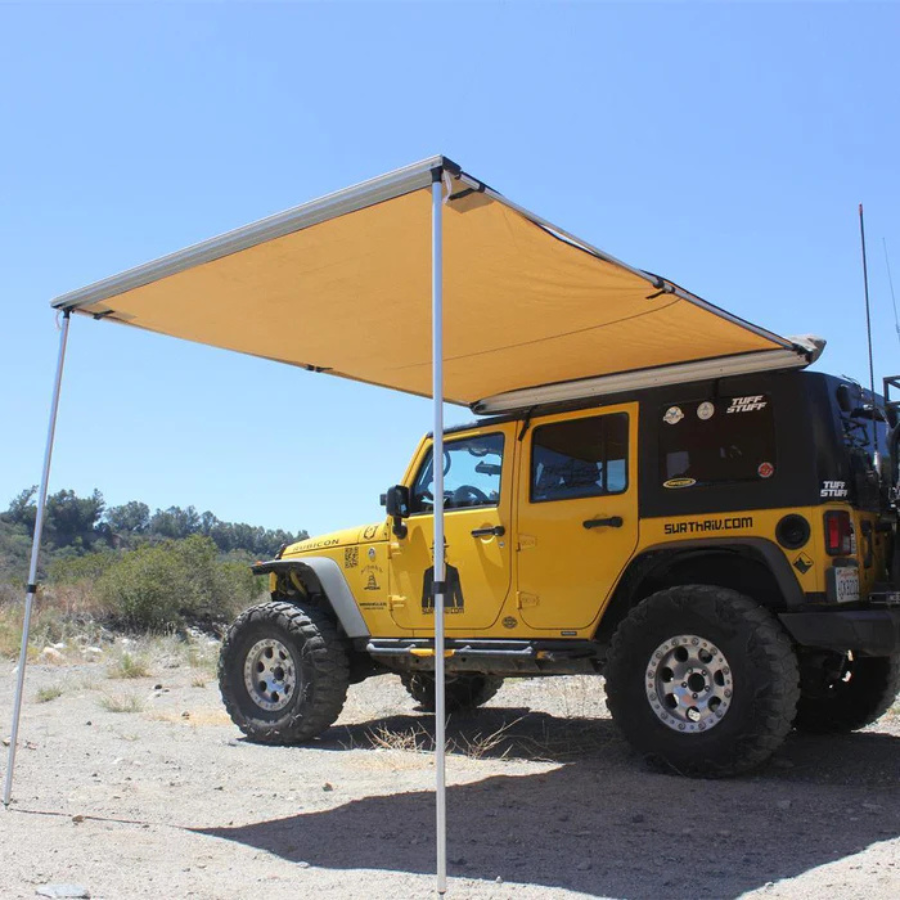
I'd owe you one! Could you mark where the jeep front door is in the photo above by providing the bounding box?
[389,427,514,632]
[515,405,639,631]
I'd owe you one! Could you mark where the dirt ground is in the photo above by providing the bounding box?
[2,637,900,900]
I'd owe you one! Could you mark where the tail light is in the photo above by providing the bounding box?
[824,510,853,556]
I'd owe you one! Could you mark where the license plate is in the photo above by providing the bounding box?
[834,567,859,603]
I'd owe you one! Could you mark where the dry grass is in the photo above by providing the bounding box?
[360,716,525,761]
[107,650,151,679]
[0,585,222,668]
[448,716,524,760]
[365,722,433,753]
[0,585,109,661]
[35,685,64,703]
[98,692,145,713]
[187,642,219,674]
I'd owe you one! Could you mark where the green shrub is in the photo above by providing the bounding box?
[97,535,259,631]
[48,550,119,584]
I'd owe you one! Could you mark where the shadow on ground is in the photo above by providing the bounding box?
[198,707,900,899]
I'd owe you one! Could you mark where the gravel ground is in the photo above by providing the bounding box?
[2,639,900,900]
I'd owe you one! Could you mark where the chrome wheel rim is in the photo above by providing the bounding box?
[646,634,733,733]
[244,638,296,711]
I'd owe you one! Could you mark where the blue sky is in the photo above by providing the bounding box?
[1,2,899,537]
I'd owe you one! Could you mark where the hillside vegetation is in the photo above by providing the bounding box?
[0,487,308,649]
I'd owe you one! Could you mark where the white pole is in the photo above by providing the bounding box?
[431,168,447,895]
[3,311,72,807]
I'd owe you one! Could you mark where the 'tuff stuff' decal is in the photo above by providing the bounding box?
[727,395,767,414]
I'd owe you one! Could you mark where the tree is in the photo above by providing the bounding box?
[106,500,151,536]
[44,489,105,550]
[149,505,200,540]
[2,487,38,531]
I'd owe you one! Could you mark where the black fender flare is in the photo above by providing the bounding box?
[251,557,370,639]
[612,537,805,611]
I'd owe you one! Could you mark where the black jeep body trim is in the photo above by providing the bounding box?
[631,538,806,609]
[779,608,900,657]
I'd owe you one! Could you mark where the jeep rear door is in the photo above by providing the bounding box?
[388,424,515,631]
[515,404,639,630]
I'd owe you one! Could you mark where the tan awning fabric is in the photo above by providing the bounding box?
[51,156,804,409]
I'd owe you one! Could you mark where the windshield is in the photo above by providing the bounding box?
[411,433,505,513]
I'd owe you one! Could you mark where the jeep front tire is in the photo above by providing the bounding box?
[604,585,799,777]
[219,601,350,744]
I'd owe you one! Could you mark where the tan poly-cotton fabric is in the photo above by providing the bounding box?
[74,187,784,406]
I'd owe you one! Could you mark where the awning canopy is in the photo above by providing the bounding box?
[51,155,818,412]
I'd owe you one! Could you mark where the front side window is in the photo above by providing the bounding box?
[531,414,629,503]
[410,433,505,514]
[658,395,776,487]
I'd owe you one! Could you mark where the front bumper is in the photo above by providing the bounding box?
[779,608,900,657]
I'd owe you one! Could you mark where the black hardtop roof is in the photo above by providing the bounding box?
[434,369,853,437]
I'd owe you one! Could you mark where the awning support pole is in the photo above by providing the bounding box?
[3,310,71,807]
[431,167,447,895]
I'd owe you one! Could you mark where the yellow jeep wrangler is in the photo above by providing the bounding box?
[218,369,900,776]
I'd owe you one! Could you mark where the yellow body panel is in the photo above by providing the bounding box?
[389,423,517,633]
[514,404,639,631]
[280,408,885,641]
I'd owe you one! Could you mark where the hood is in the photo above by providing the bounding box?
[283,520,390,557]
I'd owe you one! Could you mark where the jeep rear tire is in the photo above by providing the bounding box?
[604,585,799,777]
[794,651,900,734]
[219,601,350,744]
[401,673,504,713]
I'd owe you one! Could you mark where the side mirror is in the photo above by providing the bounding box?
[384,484,410,538]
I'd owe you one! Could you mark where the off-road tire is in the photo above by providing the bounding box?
[218,601,350,744]
[794,652,900,734]
[401,673,504,713]
[604,585,800,777]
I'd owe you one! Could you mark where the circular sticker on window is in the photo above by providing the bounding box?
[697,401,715,421]
[663,406,684,425]
[758,462,774,479]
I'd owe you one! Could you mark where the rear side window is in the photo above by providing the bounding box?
[658,396,776,488]
[531,414,628,502]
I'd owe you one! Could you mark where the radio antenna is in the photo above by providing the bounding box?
[859,203,879,467]
[884,237,900,348]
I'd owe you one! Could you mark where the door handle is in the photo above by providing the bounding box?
[583,516,623,530]
[471,525,506,538]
